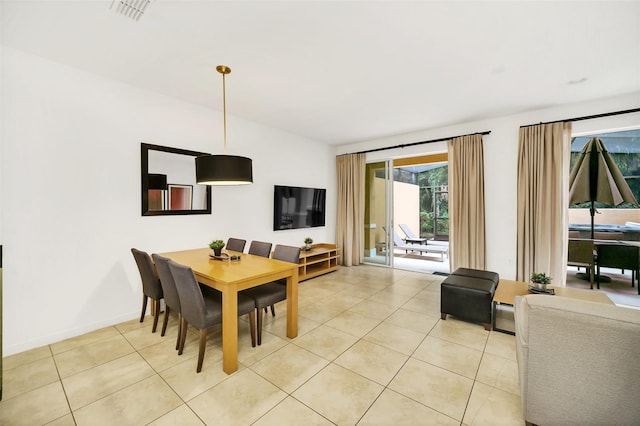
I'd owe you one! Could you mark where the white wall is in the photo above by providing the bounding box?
[393,181,420,240]
[0,5,3,246]
[336,92,640,280]
[1,47,336,355]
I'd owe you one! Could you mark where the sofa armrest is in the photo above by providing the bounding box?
[514,294,640,425]
[513,296,529,416]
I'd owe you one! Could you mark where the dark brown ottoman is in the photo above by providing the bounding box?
[440,268,499,330]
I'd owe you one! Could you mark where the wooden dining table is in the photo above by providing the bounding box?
[159,247,299,374]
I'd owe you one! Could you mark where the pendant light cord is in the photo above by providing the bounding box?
[217,65,231,155]
[222,71,227,154]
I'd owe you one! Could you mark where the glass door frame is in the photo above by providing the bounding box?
[363,159,394,268]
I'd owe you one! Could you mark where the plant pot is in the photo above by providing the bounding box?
[213,249,222,257]
[531,282,547,291]
[304,244,311,251]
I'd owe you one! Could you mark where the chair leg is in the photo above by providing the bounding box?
[257,307,264,346]
[270,305,276,317]
[178,317,188,355]
[175,313,182,350]
[197,329,207,373]
[140,295,148,323]
[151,299,160,333]
[248,311,256,347]
[161,306,171,337]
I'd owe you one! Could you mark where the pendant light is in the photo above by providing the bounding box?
[195,65,253,185]
[147,173,168,190]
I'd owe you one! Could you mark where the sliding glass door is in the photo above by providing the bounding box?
[364,154,451,274]
[364,161,393,267]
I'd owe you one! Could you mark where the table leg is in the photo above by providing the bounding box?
[221,289,238,374]
[286,269,299,339]
[493,302,516,335]
[492,301,496,331]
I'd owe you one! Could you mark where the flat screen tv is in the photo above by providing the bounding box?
[274,185,326,231]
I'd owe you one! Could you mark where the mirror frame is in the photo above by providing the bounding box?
[141,142,212,216]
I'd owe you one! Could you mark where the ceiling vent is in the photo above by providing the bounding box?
[110,0,151,21]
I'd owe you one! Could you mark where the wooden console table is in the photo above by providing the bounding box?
[299,243,341,281]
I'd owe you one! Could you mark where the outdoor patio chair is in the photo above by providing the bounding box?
[398,224,426,243]
[567,239,597,289]
[392,231,448,261]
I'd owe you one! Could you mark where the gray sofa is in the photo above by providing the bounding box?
[514,294,640,426]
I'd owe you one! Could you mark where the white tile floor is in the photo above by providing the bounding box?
[1,265,524,426]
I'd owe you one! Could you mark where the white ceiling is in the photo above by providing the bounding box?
[2,1,639,145]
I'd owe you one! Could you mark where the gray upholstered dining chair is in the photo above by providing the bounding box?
[167,259,256,372]
[152,254,183,348]
[248,240,275,314]
[226,238,246,252]
[131,248,164,333]
[248,240,272,258]
[241,244,301,345]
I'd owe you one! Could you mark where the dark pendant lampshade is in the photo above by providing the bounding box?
[148,173,168,190]
[195,155,253,185]
[196,64,254,186]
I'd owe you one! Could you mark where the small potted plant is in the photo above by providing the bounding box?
[530,272,552,291]
[209,239,225,257]
[304,237,313,251]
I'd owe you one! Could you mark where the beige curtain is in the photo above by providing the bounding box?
[336,153,366,266]
[448,134,486,271]
[517,122,571,285]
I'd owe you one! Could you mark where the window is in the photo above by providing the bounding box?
[391,161,449,240]
[570,128,640,209]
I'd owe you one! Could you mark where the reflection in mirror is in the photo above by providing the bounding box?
[141,143,212,216]
[148,174,168,190]
[148,174,167,211]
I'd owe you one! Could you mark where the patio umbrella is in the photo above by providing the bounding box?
[569,137,638,239]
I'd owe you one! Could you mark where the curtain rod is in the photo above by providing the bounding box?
[521,107,640,128]
[351,130,491,155]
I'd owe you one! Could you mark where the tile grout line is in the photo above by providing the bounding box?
[249,278,415,425]
[3,266,523,425]
[48,343,78,425]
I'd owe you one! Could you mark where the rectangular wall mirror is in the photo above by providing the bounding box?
[141,143,212,216]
